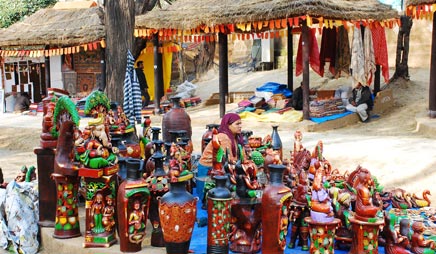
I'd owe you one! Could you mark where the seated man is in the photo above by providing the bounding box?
[14,92,31,113]
[291,84,303,110]
[346,82,373,122]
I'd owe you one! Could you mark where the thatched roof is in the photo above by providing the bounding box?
[0,6,105,48]
[406,0,436,6]
[136,0,399,30]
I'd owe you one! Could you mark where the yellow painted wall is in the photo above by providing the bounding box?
[135,42,175,101]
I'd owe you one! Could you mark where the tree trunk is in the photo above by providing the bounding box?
[390,15,413,82]
[194,41,216,80]
[104,0,135,104]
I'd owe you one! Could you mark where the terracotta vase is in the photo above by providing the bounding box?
[159,174,197,254]
[261,164,293,254]
[117,158,151,252]
[162,96,192,143]
[270,125,283,160]
[207,175,232,254]
[202,124,220,152]
[145,152,169,247]
[145,140,165,179]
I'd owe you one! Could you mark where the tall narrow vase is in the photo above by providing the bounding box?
[271,125,283,160]
[159,174,197,254]
[261,164,293,254]
[207,175,232,254]
[117,158,151,252]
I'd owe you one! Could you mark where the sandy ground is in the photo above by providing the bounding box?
[1,67,436,205]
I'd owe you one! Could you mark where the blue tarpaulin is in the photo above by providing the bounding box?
[256,82,292,98]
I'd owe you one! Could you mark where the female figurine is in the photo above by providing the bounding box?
[102,195,116,232]
[128,199,147,241]
[90,193,105,234]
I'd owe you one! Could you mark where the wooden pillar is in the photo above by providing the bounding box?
[287,24,294,92]
[429,11,436,118]
[374,65,381,96]
[44,45,51,94]
[153,35,164,114]
[302,23,310,120]
[99,48,106,92]
[219,32,228,118]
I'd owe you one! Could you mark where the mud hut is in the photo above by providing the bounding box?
[136,0,399,119]
[406,0,436,118]
[0,1,105,102]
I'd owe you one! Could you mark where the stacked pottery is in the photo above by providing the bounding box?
[162,96,192,143]
[159,172,197,254]
[145,151,169,247]
[261,164,293,254]
[117,158,150,252]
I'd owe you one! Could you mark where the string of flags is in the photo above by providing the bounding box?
[134,15,401,43]
[406,3,436,20]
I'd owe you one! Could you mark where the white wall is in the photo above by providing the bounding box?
[50,56,64,90]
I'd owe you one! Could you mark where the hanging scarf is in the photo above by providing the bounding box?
[371,24,390,83]
[351,27,366,85]
[335,26,351,76]
[296,28,323,77]
[364,27,376,86]
[320,27,337,76]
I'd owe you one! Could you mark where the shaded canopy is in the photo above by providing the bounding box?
[406,0,436,5]
[136,0,399,30]
[0,6,105,48]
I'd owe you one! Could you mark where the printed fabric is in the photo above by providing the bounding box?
[296,28,323,77]
[371,24,390,83]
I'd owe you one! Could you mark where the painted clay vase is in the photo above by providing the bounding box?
[202,124,220,152]
[117,158,150,252]
[159,173,197,254]
[270,125,283,160]
[207,175,232,254]
[145,152,169,247]
[162,96,192,143]
[241,130,253,146]
[261,164,293,254]
[304,217,341,254]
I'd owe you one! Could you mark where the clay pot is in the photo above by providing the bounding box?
[162,97,192,143]
[271,125,283,160]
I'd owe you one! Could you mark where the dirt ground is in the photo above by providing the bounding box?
[1,67,436,205]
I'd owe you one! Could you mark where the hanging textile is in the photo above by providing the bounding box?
[371,24,390,83]
[319,27,337,76]
[364,27,376,86]
[123,50,143,124]
[296,28,323,77]
[351,27,366,85]
[335,26,351,77]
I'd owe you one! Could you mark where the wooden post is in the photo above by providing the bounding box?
[374,65,381,95]
[429,11,436,118]
[219,32,228,118]
[44,45,51,94]
[302,22,310,120]
[287,24,294,92]
[99,48,106,92]
[153,34,164,114]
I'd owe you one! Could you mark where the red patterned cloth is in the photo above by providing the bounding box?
[320,27,337,76]
[296,28,323,77]
[371,24,390,83]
